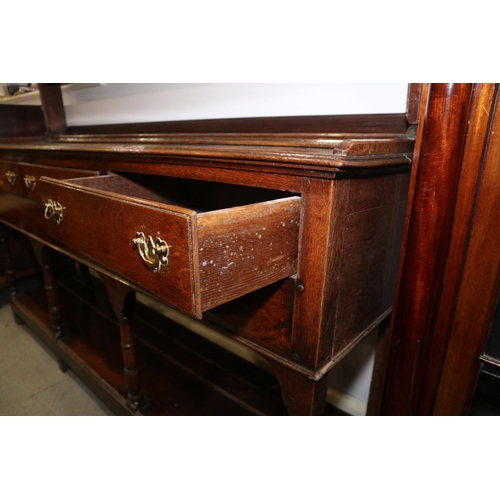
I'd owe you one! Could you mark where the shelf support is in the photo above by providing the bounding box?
[96,272,146,411]
[0,224,17,305]
[30,240,63,339]
[38,83,67,135]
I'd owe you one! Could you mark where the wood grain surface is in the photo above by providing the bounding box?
[197,197,300,311]
[380,84,476,415]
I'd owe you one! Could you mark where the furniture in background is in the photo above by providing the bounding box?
[380,83,500,415]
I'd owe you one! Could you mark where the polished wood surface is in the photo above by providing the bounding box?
[433,86,500,414]
[380,83,500,416]
[421,84,496,414]
[380,83,473,415]
[0,134,413,170]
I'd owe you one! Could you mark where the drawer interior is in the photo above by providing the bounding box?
[66,173,296,213]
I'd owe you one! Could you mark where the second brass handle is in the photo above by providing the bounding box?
[24,175,36,191]
[44,199,64,225]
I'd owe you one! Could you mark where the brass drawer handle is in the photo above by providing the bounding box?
[132,232,169,272]
[44,199,64,225]
[24,175,37,191]
[5,171,17,186]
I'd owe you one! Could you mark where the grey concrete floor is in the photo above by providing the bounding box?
[0,289,114,416]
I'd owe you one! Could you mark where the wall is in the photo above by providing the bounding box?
[60,83,408,126]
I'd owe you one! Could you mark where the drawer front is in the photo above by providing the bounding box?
[41,177,197,316]
[0,160,22,195]
[19,163,97,201]
[40,174,300,318]
[41,178,196,315]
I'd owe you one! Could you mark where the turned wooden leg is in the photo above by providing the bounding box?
[30,240,63,339]
[268,360,328,416]
[0,226,23,323]
[0,224,17,302]
[97,272,146,411]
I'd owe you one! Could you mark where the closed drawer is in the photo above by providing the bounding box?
[19,162,97,201]
[40,174,300,318]
[0,160,22,195]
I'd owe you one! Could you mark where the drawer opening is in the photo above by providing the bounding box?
[68,172,296,213]
[40,172,301,318]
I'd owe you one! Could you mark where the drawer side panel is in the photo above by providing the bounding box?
[197,197,300,311]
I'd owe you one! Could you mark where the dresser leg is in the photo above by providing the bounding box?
[0,224,17,302]
[268,361,328,416]
[0,226,23,323]
[97,272,146,411]
[30,240,63,339]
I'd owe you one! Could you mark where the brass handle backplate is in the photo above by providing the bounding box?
[5,171,16,186]
[24,175,36,191]
[44,199,64,225]
[132,232,169,272]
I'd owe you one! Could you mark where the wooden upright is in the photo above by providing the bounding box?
[381,83,500,415]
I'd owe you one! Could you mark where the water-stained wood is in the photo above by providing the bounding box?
[197,197,300,311]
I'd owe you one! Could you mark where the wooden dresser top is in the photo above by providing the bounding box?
[0,132,414,177]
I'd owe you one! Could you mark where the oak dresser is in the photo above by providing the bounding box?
[0,87,414,415]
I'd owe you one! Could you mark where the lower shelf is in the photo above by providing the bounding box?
[10,276,344,416]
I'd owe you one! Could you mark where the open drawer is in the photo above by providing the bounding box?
[39,173,300,318]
